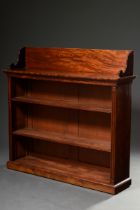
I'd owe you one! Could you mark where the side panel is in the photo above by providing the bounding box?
[111,83,132,184]
[8,77,27,160]
[8,77,15,160]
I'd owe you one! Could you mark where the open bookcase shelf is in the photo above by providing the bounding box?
[7,155,110,186]
[13,128,111,152]
[4,47,135,194]
[12,96,112,113]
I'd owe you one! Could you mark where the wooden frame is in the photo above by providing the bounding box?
[4,47,135,194]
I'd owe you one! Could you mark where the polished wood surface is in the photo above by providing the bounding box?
[8,155,110,183]
[12,96,112,113]
[111,84,132,184]
[7,156,131,194]
[5,47,134,81]
[11,79,112,113]
[4,47,135,194]
[13,128,111,152]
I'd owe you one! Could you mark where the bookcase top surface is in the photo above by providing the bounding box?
[5,47,134,81]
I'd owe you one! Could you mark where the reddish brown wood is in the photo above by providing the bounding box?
[12,96,111,113]
[10,48,133,79]
[111,84,132,184]
[8,155,110,183]
[4,69,135,86]
[4,47,135,194]
[8,78,14,160]
[4,47,134,82]
[13,128,111,152]
[7,156,131,194]
[11,80,112,113]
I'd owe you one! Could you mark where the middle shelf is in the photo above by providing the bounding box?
[12,99,111,153]
[13,128,111,152]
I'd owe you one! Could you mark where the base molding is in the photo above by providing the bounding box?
[113,178,131,194]
[7,159,131,195]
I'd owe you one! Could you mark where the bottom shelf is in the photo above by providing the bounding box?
[7,155,131,194]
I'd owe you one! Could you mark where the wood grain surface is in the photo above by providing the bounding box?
[4,47,135,194]
[7,47,134,80]
[7,155,131,194]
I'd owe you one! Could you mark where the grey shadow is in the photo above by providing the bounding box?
[0,148,111,210]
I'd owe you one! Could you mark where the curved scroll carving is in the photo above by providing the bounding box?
[10,47,25,69]
[119,51,134,78]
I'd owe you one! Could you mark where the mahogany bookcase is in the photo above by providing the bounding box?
[4,47,135,194]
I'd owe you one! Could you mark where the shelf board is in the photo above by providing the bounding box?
[12,96,112,113]
[13,128,111,152]
[7,155,110,186]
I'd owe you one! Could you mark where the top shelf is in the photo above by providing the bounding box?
[12,96,112,113]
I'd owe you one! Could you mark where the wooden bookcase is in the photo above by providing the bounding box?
[4,48,135,194]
